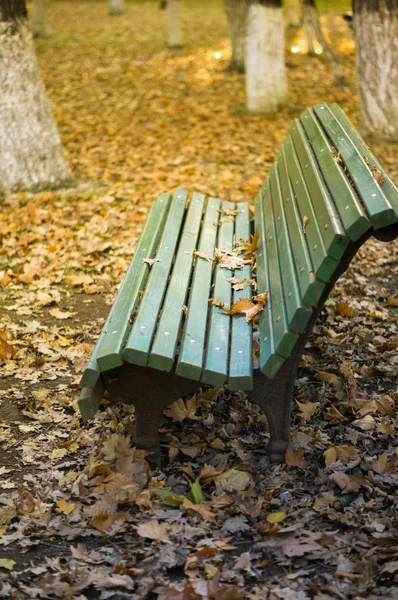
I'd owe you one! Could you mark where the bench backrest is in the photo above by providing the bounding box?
[255,102,398,377]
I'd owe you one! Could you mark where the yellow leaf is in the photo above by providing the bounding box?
[336,303,355,317]
[55,498,76,515]
[0,559,16,570]
[49,308,76,320]
[215,469,252,491]
[65,275,93,286]
[267,512,287,523]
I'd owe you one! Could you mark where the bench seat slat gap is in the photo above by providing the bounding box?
[176,198,221,380]
[148,193,206,371]
[201,201,235,386]
[228,203,253,391]
[122,188,188,366]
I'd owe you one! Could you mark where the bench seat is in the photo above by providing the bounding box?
[79,103,398,465]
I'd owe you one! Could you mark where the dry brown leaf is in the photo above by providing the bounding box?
[323,405,344,420]
[182,498,217,523]
[0,332,16,360]
[65,274,93,286]
[302,215,309,234]
[136,519,170,542]
[227,277,255,291]
[357,396,394,417]
[241,230,259,258]
[55,498,76,515]
[253,291,268,304]
[352,414,376,431]
[387,296,398,307]
[372,450,389,475]
[224,298,264,323]
[163,396,198,422]
[323,445,359,467]
[193,250,213,262]
[336,303,355,317]
[209,298,228,309]
[316,371,343,389]
[143,258,161,267]
[49,308,76,320]
[285,445,309,469]
[371,166,385,186]
[296,400,318,421]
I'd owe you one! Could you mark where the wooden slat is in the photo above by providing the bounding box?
[283,135,338,283]
[201,201,235,386]
[176,198,221,380]
[228,203,253,391]
[277,147,325,306]
[330,103,398,220]
[89,193,173,373]
[254,191,285,378]
[290,119,349,260]
[300,108,371,242]
[78,379,104,422]
[269,164,312,333]
[263,179,298,357]
[314,103,396,230]
[148,193,205,371]
[123,188,188,366]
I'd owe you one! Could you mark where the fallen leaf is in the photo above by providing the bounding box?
[324,445,360,467]
[136,519,170,542]
[387,296,398,307]
[91,511,129,533]
[215,469,252,492]
[267,512,287,523]
[336,303,355,317]
[0,558,15,571]
[296,400,318,421]
[49,308,76,320]
[193,250,213,262]
[182,498,217,523]
[302,215,309,234]
[55,498,76,515]
[65,274,93,286]
[285,445,309,469]
[143,258,161,267]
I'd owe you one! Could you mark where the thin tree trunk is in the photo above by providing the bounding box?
[166,0,182,48]
[0,0,74,193]
[302,0,344,83]
[353,0,398,141]
[246,0,288,113]
[32,0,49,38]
[109,0,125,16]
[284,0,301,27]
[224,0,249,72]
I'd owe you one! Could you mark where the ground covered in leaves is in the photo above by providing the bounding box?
[0,1,398,598]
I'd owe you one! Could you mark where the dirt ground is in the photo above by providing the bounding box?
[0,1,397,599]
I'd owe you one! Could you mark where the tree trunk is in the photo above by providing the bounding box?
[302,0,344,83]
[109,0,125,16]
[245,0,288,113]
[224,0,249,72]
[284,0,301,27]
[166,0,182,48]
[353,0,398,141]
[0,1,74,193]
[32,0,49,38]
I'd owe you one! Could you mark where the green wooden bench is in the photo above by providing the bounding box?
[79,103,398,465]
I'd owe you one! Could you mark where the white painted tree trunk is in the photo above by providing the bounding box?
[245,3,288,113]
[32,0,49,38]
[109,0,125,16]
[0,21,74,193]
[284,0,301,27]
[166,0,182,48]
[353,0,398,141]
[224,0,249,71]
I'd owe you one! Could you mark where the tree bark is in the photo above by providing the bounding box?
[245,0,288,113]
[353,0,398,141]
[302,0,344,82]
[0,1,74,193]
[284,0,301,27]
[109,0,125,16]
[32,0,49,38]
[224,0,249,72]
[166,0,182,48]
